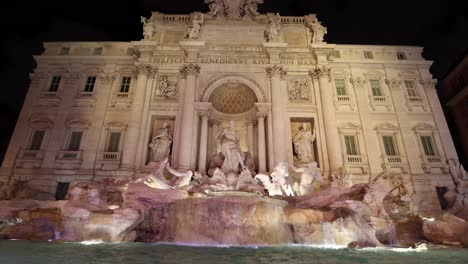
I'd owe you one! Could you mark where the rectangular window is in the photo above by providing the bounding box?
[67,131,83,151]
[120,77,131,93]
[28,130,45,150]
[106,132,121,152]
[332,50,341,58]
[93,47,103,55]
[59,47,70,55]
[84,76,97,92]
[404,80,419,97]
[382,135,399,156]
[344,135,359,155]
[364,51,374,59]
[335,79,347,96]
[49,76,61,92]
[397,52,407,60]
[370,79,383,96]
[420,135,436,156]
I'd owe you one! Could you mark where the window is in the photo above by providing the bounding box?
[59,47,70,55]
[66,131,83,151]
[48,76,61,92]
[84,76,97,92]
[93,47,103,55]
[364,51,374,59]
[344,135,359,155]
[120,77,132,93]
[369,79,383,96]
[397,52,407,60]
[420,135,436,156]
[55,182,70,200]
[106,132,121,152]
[28,130,45,150]
[404,80,419,97]
[335,79,347,96]
[382,135,399,156]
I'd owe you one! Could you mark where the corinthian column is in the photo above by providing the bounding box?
[257,111,268,173]
[197,110,210,174]
[266,65,288,164]
[311,65,343,171]
[246,120,255,159]
[176,64,200,170]
[209,119,221,156]
[121,63,157,169]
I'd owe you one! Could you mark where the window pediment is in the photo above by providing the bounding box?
[374,123,399,131]
[28,115,54,129]
[65,118,91,128]
[413,123,434,132]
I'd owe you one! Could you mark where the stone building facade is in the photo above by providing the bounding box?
[0,2,459,213]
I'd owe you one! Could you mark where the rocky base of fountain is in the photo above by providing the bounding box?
[1,180,468,248]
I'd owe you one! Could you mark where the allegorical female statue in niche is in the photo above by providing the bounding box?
[148,122,172,162]
[293,123,317,164]
[216,120,246,173]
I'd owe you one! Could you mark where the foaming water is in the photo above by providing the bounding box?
[1,241,468,264]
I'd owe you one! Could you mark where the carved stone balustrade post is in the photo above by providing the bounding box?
[266,65,288,164]
[311,66,343,172]
[121,64,157,170]
[176,64,201,170]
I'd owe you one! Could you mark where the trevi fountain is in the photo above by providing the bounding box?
[1,0,468,263]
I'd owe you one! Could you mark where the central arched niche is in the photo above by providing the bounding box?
[208,81,258,114]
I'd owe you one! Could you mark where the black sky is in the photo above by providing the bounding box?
[0,0,467,163]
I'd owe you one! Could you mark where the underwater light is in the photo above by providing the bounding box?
[80,240,104,245]
[422,217,435,222]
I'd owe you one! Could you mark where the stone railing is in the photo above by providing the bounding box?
[57,150,82,161]
[116,92,129,98]
[337,95,350,102]
[41,91,60,98]
[281,16,306,24]
[425,155,442,163]
[79,92,94,98]
[161,15,190,23]
[384,155,402,163]
[346,155,362,163]
[98,152,121,162]
[408,96,423,103]
[372,96,386,103]
[18,150,44,160]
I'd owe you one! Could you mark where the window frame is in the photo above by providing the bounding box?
[369,79,383,97]
[27,129,46,151]
[363,51,374,59]
[59,47,70,55]
[105,131,122,153]
[48,76,62,92]
[119,76,132,93]
[83,76,97,93]
[397,51,407,60]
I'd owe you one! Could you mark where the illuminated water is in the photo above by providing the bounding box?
[1,241,468,264]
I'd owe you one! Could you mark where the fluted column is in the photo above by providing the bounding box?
[210,119,220,156]
[197,110,210,174]
[247,120,255,158]
[257,112,268,173]
[121,64,156,169]
[266,65,288,164]
[176,64,200,170]
[311,66,343,171]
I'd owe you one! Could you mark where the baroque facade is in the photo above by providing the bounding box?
[0,1,460,213]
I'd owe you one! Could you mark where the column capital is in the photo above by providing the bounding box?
[350,77,366,89]
[180,64,201,79]
[209,119,221,127]
[310,65,331,79]
[385,79,402,90]
[420,78,437,89]
[135,63,158,76]
[197,109,211,119]
[266,65,287,79]
[256,111,269,119]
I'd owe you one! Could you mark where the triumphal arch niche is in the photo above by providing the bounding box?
[146,0,329,177]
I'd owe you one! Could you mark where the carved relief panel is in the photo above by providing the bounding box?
[287,78,310,102]
[154,75,179,101]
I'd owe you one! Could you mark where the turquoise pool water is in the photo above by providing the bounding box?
[1,241,468,264]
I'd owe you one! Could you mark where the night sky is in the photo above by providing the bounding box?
[0,0,467,163]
